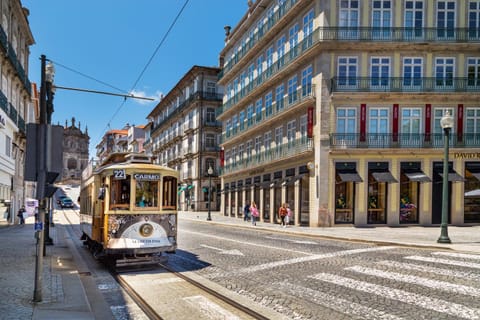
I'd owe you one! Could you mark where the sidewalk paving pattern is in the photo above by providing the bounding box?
[0,211,479,319]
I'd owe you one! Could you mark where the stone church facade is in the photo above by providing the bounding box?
[61,117,89,183]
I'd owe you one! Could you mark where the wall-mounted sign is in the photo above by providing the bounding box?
[454,152,480,159]
[134,173,160,181]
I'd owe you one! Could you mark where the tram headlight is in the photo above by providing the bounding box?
[139,223,154,237]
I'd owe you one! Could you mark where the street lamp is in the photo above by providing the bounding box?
[437,110,453,244]
[44,60,55,246]
[207,165,213,221]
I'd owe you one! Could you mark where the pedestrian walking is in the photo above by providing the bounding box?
[285,203,292,226]
[17,206,26,224]
[243,201,250,221]
[250,201,259,226]
[278,203,288,227]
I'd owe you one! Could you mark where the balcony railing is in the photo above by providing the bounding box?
[219,26,479,82]
[221,85,315,144]
[218,28,320,117]
[330,133,480,149]
[331,77,480,93]
[219,0,300,80]
[318,27,480,42]
[151,91,222,135]
[221,136,313,175]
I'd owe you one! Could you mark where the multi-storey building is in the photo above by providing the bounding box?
[96,127,128,163]
[126,124,146,153]
[146,66,223,212]
[218,0,480,227]
[0,0,34,223]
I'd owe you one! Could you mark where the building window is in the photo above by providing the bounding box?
[255,98,263,122]
[339,0,359,27]
[371,57,390,87]
[368,108,389,146]
[266,46,274,77]
[255,136,262,155]
[372,0,391,39]
[301,65,313,97]
[467,57,480,87]
[433,108,454,135]
[337,57,358,86]
[275,126,283,147]
[335,162,360,223]
[275,84,285,111]
[287,75,298,105]
[247,104,254,126]
[465,107,480,146]
[336,108,357,139]
[303,9,314,47]
[405,0,424,39]
[436,1,456,39]
[401,108,421,146]
[289,23,299,59]
[399,162,423,224]
[206,158,215,173]
[300,114,307,138]
[367,162,393,224]
[287,120,296,144]
[435,57,455,87]
[265,92,273,117]
[264,131,272,151]
[403,57,423,87]
[206,133,215,148]
[246,140,253,158]
[238,144,244,161]
[239,110,246,130]
[469,1,480,38]
[206,108,215,123]
[277,35,286,68]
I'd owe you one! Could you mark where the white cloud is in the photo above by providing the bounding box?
[129,89,161,105]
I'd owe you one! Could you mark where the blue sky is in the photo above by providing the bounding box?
[22,0,246,158]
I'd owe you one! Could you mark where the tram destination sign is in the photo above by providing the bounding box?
[134,173,161,181]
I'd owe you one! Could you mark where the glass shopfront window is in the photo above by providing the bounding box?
[464,162,480,223]
[335,162,361,224]
[399,162,427,224]
[367,162,396,224]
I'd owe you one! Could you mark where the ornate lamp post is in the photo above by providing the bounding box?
[207,166,213,221]
[437,110,453,244]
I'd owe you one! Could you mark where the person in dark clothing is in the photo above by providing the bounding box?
[17,207,26,224]
[243,201,250,221]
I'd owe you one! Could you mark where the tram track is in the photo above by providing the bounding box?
[58,205,270,319]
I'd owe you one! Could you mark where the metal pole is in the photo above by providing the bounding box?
[33,54,47,302]
[207,173,212,221]
[438,127,451,243]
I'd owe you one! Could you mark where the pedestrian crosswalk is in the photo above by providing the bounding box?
[294,251,480,319]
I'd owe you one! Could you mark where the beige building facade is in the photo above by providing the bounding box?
[0,0,34,223]
[218,0,480,227]
[146,66,223,212]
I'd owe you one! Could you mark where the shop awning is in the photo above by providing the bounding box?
[470,172,480,181]
[439,171,465,182]
[338,172,363,182]
[283,174,306,186]
[372,171,398,183]
[405,171,431,182]
[260,181,272,188]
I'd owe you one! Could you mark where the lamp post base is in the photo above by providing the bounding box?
[437,236,451,244]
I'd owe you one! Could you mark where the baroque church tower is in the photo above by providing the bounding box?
[61,117,89,182]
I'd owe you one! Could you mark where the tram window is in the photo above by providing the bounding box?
[163,176,177,209]
[110,175,131,209]
[135,180,158,208]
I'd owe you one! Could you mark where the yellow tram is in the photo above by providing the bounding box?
[79,153,178,266]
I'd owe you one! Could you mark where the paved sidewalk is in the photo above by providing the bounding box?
[180,211,480,254]
[0,216,99,320]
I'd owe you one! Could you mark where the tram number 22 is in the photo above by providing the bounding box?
[113,169,126,180]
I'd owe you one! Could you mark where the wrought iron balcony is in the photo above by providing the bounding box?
[221,85,314,144]
[330,133,480,149]
[221,136,313,175]
[318,27,480,42]
[331,77,480,93]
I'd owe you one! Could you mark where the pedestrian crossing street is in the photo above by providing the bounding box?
[286,250,480,320]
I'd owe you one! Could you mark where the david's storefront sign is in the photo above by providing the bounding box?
[454,152,480,159]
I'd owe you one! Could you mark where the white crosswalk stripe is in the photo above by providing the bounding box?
[309,273,480,319]
[405,255,480,269]
[378,260,480,281]
[432,251,480,261]
[346,265,480,297]
[274,280,405,320]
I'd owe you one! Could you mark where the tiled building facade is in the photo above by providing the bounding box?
[218,0,480,227]
[145,66,223,212]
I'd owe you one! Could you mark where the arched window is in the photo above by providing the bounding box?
[67,158,77,170]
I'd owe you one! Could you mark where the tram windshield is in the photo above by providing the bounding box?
[135,180,159,208]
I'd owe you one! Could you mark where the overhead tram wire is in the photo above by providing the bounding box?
[99,0,190,142]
